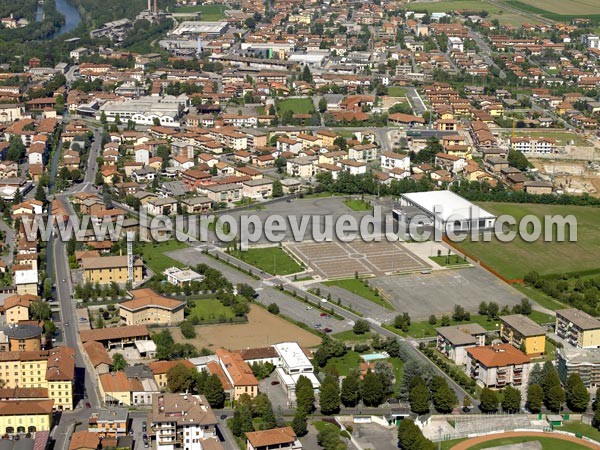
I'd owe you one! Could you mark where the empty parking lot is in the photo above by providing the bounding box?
[287,240,428,279]
[370,268,523,320]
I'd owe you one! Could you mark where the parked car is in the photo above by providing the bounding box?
[323,327,332,333]
[85,402,91,408]
[270,381,280,386]
[320,312,328,317]
[305,306,313,310]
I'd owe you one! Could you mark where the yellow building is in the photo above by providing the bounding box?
[316,130,338,147]
[99,372,132,406]
[500,314,546,356]
[556,308,600,349]
[0,294,37,324]
[118,288,185,326]
[0,399,54,434]
[148,360,195,390]
[0,347,74,411]
[81,255,143,285]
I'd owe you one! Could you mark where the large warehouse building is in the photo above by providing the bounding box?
[393,190,496,234]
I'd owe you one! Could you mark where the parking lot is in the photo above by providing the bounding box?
[370,267,523,320]
[287,240,428,279]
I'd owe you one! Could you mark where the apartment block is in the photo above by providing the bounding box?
[500,314,546,356]
[556,308,600,349]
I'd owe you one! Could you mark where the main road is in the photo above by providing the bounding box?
[47,125,103,450]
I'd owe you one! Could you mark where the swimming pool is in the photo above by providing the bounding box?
[360,352,389,362]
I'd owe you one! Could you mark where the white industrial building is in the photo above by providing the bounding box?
[394,190,496,234]
[97,95,188,127]
[273,342,320,406]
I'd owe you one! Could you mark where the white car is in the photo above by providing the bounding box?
[305,306,313,310]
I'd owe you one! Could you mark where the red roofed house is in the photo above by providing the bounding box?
[466,344,531,388]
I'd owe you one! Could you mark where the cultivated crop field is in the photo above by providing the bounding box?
[508,0,599,15]
[456,202,600,280]
[410,0,541,25]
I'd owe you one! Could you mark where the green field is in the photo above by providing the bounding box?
[344,198,372,211]
[277,98,315,115]
[456,203,600,280]
[324,351,362,376]
[429,255,470,267]
[173,4,229,20]
[384,310,553,338]
[323,278,394,310]
[332,330,374,342]
[467,436,591,450]
[388,86,407,97]
[228,247,303,275]
[558,422,600,442]
[138,240,188,274]
[504,0,600,22]
[188,299,235,322]
[411,0,541,25]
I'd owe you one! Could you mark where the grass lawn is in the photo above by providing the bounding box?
[388,86,407,97]
[385,315,501,338]
[138,240,188,274]
[385,310,553,339]
[277,98,315,115]
[228,247,303,275]
[324,351,362,376]
[441,439,466,450]
[323,278,394,310]
[174,4,229,20]
[188,299,235,322]
[557,422,600,442]
[390,357,404,394]
[503,0,600,21]
[468,436,591,450]
[456,203,600,280]
[332,330,374,342]
[513,285,568,311]
[344,198,372,211]
[430,255,470,267]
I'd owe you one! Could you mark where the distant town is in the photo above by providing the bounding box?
[0,0,599,449]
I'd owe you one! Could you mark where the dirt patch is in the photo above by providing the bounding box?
[169,304,322,350]
[450,431,599,450]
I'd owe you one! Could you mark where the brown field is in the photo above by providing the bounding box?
[169,305,322,350]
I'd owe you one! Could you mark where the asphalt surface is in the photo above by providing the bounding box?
[47,127,103,450]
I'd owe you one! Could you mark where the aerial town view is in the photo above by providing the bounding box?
[1,0,600,449]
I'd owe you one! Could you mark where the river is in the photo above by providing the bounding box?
[36,0,82,37]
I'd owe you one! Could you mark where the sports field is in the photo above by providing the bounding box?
[228,247,303,275]
[276,98,315,115]
[456,203,600,279]
[173,4,229,20]
[449,432,597,449]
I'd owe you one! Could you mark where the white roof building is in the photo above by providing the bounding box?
[396,190,496,234]
[163,267,205,286]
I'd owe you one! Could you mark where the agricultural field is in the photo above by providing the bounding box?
[276,98,315,115]
[456,203,600,280]
[503,0,600,22]
[170,304,321,349]
[173,4,229,20]
[228,246,304,275]
[411,0,540,25]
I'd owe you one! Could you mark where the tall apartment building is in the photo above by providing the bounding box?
[466,344,531,388]
[556,308,600,349]
[499,314,546,356]
[0,347,75,410]
[150,393,219,450]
